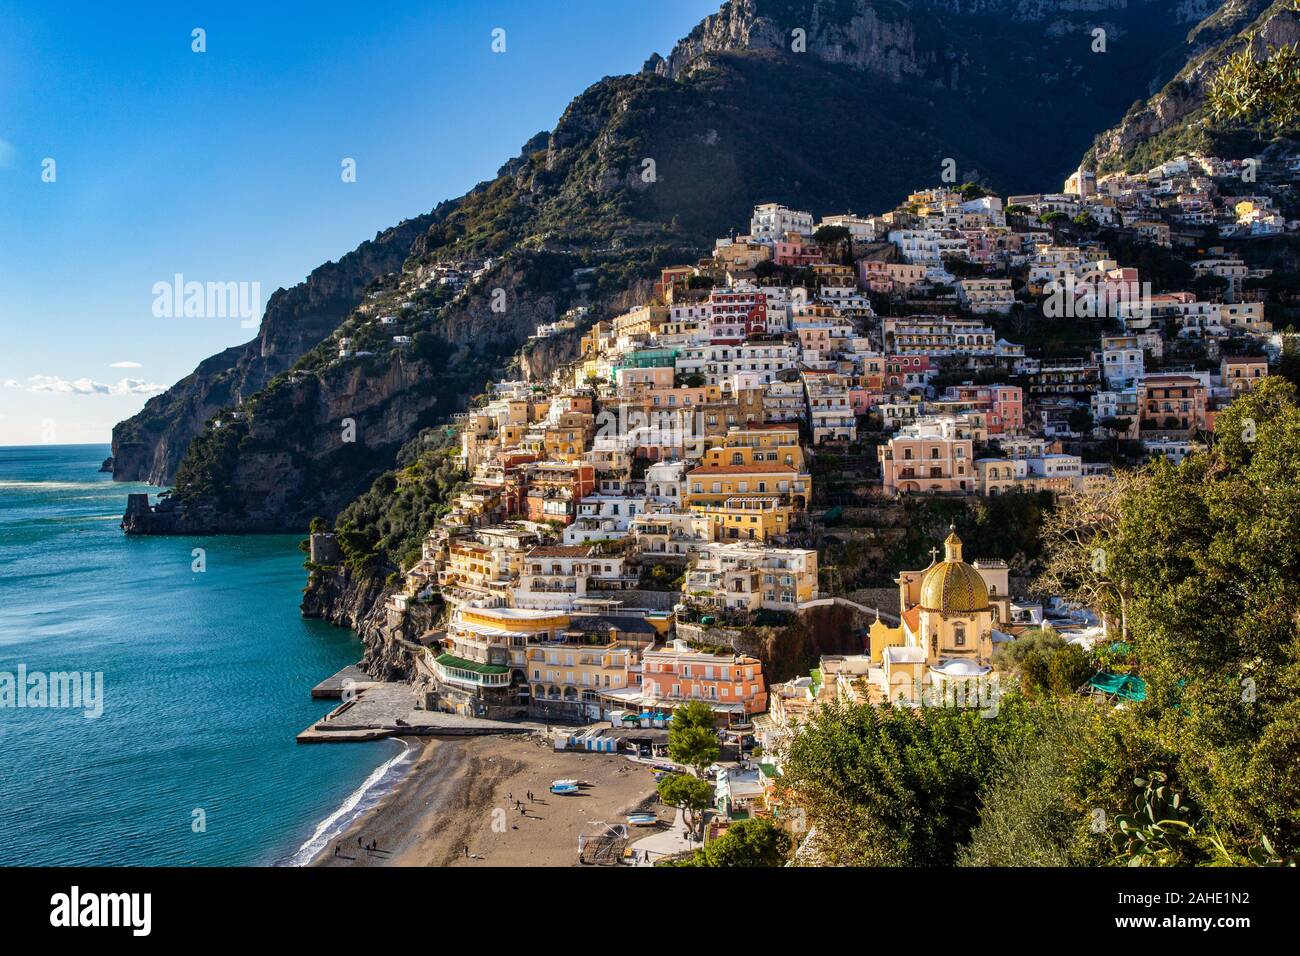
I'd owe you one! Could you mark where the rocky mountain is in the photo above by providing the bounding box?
[118,0,1230,533]
[1085,0,1300,172]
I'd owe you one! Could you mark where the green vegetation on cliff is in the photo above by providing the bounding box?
[334,426,466,576]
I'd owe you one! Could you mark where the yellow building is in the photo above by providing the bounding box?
[437,540,518,601]
[690,495,794,542]
[543,411,595,462]
[612,304,669,337]
[701,423,806,471]
[423,606,571,718]
[685,463,810,509]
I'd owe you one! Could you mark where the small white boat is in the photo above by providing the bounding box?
[627,813,658,827]
[550,778,580,795]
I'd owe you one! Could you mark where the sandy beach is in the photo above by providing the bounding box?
[311,734,664,867]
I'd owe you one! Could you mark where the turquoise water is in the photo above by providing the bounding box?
[0,444,396,865]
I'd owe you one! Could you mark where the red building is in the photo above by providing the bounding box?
[523,462,597,525]
[707,289,767,342]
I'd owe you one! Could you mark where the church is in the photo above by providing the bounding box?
[866,528,1012,703]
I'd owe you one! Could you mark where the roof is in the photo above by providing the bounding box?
[568,615,659,636]
[528,545,592,558]
[687,464,798,476]
[900,605,922,635]
[931,659,990,677]
[919,532,991,614]
[435,654,509,675]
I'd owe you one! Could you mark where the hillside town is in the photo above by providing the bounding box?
[310,152,1295,837]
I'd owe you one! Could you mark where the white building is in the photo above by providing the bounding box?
[750,203,814,245]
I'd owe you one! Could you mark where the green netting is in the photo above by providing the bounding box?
[1089,671,1147,702]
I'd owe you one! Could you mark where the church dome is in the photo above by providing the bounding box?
[918,530,990,614]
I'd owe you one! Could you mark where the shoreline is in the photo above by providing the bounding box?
[284,737,415,866]
[308,733,664,867]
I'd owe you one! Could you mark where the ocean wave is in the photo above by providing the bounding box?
[283,739,413,866]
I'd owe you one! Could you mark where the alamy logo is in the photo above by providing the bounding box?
[50,886,151,936]
[151,273,262,328]
[1042,274,1152,320]
[0,665,104,718]
[593,406,708,456]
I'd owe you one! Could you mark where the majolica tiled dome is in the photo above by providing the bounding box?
[919,530,989,614]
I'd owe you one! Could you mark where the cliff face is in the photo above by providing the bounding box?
[651,0,1214,87]
[517,329,583,384]
[299,570,418,681]
[1085,0,1299,172]
[111,213,436,485]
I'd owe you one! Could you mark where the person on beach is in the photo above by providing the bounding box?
[464,844,469,858]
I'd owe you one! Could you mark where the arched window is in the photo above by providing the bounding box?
[952,623,966,646]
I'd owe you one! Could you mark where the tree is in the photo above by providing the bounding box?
[656,773,713,828]
[668,817,792,867]
[813,224,851,247]
[667,700,720,772]
[777,699,1034,865]
[993,628,1095,699]
[957,703,1089,867]
[1038,377,1300,857]
[1207,36,1300,129]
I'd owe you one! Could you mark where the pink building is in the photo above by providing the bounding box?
[639,640,768,723]
[941,383,1024,434]
[877,416,977,495]
[858,260,926,293]
[773,233,826,268]
[884,354,931,391]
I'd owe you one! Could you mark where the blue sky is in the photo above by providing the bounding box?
[0,0,718,445]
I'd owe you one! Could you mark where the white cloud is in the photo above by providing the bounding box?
[107,361,143,368]
[3,379,19,389]
[115,378,166,394]
[26,374,166,396]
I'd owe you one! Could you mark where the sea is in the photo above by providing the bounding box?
[0,443,406,866]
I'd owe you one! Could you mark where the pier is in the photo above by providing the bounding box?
[298,673,542,743]
[310,665,380,700]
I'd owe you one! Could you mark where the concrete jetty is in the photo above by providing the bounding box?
[298,681,542,744]
[311,664,380,700]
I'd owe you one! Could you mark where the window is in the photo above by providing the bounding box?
[953,623,966,646]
